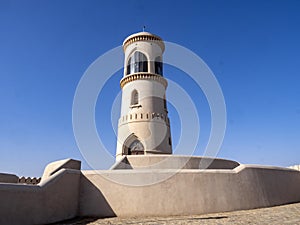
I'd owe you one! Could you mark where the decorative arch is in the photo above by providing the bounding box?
[122,134,144,155]
[126,51,148,75]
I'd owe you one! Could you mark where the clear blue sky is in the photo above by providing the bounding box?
[0,0,299,176]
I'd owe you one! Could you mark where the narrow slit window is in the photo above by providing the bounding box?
[131,90,139,105]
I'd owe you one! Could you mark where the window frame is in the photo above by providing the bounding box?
[154,56,163,75]
[126,51,148,75]
[131,89,139,106]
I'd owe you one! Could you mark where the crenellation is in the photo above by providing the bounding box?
[118,112,170,126]
[18,176,41,185]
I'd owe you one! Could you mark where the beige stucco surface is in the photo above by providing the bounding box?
[0,159,81,225]
[116,32,172,159]
[1,157,300,224]
[111,155,240,170]
[79,159,300,218]
[288,164,300,171]
[0,172,18,183]
[41,158,81,181]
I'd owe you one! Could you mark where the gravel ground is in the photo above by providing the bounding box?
[54,202,300,225]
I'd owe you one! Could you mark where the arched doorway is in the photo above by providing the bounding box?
[128,139,144,155]
[123,134,145,155]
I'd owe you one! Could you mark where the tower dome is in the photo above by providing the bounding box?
[123,32,165,52]
[116,32,172,160]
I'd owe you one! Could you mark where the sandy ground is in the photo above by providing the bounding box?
[54,202,300,225]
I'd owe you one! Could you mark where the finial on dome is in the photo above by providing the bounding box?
[142,25,146,32]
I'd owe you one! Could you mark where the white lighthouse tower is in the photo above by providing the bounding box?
[116,32,172,160]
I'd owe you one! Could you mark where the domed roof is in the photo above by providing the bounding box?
[123,31,165,51]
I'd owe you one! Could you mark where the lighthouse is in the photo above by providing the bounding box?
[116,32,172,160]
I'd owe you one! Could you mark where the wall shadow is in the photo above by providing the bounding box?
[78,174,117,219]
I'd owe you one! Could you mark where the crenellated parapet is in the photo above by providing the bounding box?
[18,176,41,185]
[118,112,170,126]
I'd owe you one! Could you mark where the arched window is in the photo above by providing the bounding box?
[131,90,139,105]
[155,56,163,75]
[126,51,148,75]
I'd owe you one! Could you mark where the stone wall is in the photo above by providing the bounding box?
[0,159,81,225]
[80,163,300,218]
[0,173,18,183]
[288,165,300,171]
[0,157,300,224]
[111,155,240,170]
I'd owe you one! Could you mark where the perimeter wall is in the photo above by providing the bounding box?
[0,157,300,224]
